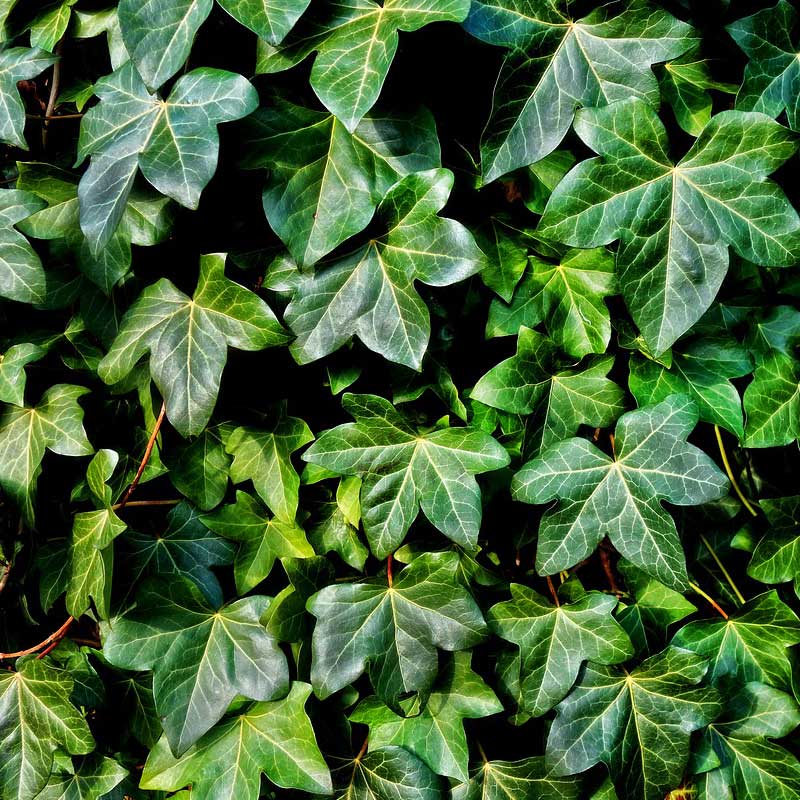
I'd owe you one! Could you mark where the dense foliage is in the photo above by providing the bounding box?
[1,0,799,798]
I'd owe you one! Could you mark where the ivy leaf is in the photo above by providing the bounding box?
[165,426,232,511]
[77,63,258,250]
[546,647,721,800]
[17,162,173,294]
[488,584,632,716]
[309,495,369,571]
[202,490,314,593]
[462,1,694,183]
[486,248,616,358]
[308,550,488,706]
[471,328,625,455]
[98,253,288,437]
[452,756,581,800]
[728,0,800,131]
[513,395,728,589]
[225,409,314,521]
[333,746,443,800]
[671,591,800,691]
[748,496,800,584]
[0,189,47,305]
[0,657,94,800]
[29,0,78,53]
[303,393,509,557]
[0,47,58,149]
[35,755,127,800]
[242,98,440,267]
[285,169,485,370]
[350,652,502,781]
[122,500,235,606]
[259,0,470,131]
[141,682,332,799]
[472,216,533,302]
[0,343,47,406]
[66,449,127,618]
[102,576,289,756]
[0,384,93,524]
[538,98,800,355]
[743,350,800,447]
[629,337,752,440]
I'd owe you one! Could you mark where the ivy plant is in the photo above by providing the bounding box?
[1,1,799,799]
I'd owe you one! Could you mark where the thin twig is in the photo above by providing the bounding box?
[609,432,616,459]
[42,40,63,148]
[354,735,369,762]
[26,113,83,121]
[0,617,75,660]
[116,402,166,512]
[476,740,489,764]
[599,543,621,595]
[386,553,394,588]
[546,575,560,606]
[714,426,758,517]
[689,581,729,620]
[699,533,746,606]
[111,498,180,511]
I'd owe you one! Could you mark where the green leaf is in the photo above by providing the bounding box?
[513,395,728,589]
[629,337,752,440]
[728,0,800,131]
[0,657,94,800]
[743,350,800,447]
[546,647,721,800]
[748,496,800,584]
[471,328,625,454]
[488,583,632,716]
[77,63,258,250]
[304,393,509,557]
[141,682,333,798]
[308,550,487,705]
[0,189,48,305]
[17,162,173,294]
[0,48,58,149]
[452,756,581,800]
[202,490,314,593]
[29,0,78,53]
[34,755,127,800]
[217,0,313,43]
[225,409,314,521]
[0,384,93,524]
[538,99,800,355]
[102,576,289,756]
[472,216,532,302]
[333,746,444,800]
[350,652,502,781]
[308,496,369,571]
[98,253,288,437]
[672,590,800,691]
[259,0,470,131]
[166,426,232,511]
[285,169,485,370]
[242,98,440,267]
[462,1,694,182]
[122,500,235,606]
[0,343,47,406]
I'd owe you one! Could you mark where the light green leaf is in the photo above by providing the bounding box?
[225,409,313,521]
[141,682,333,799]
[304,393,509,557]
[333,746,443,799]
[308,550,487,705]
[98,253,288,437]
[309,496,369,571]
[29,0,78,52]
[217,0,313,43]
[350,652,502,781]
[166,426,232,511]
[513,395,729,589]
[0,343,47,406]
[0,189,48,305]
[0,657,94,800]
[672,591,800,692]
[242,98,440,267]
[743,350,800,447]
[35,755,127,800]
[472,328,625,455]
[546,647,721,800]
[202,490,314,593]
[0,384,93,524]
[102,576,289,756]
[0,48,58,149]
[462,1,694,182]
[472,216,533,302]
[488,583,632,716]
[538,99,800,355]
[285,169,485,370]
[452,756,581,800]
[77,63,258,250]
[259,0,470,131]
[748,496,800,584]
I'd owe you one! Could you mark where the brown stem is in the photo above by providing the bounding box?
[42,40,63,148]
[599,544,621,595]
[689,581,729,620]
[26,112,83,121]
[111,498,180,511]
[386,553,394,588]
[608,432,616,459]
[0,616,74,660]
[116,402,166,512]
[70,637,101,648]
[0,561,10,595]
[354,735,369,762]
[546,575,560,606]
